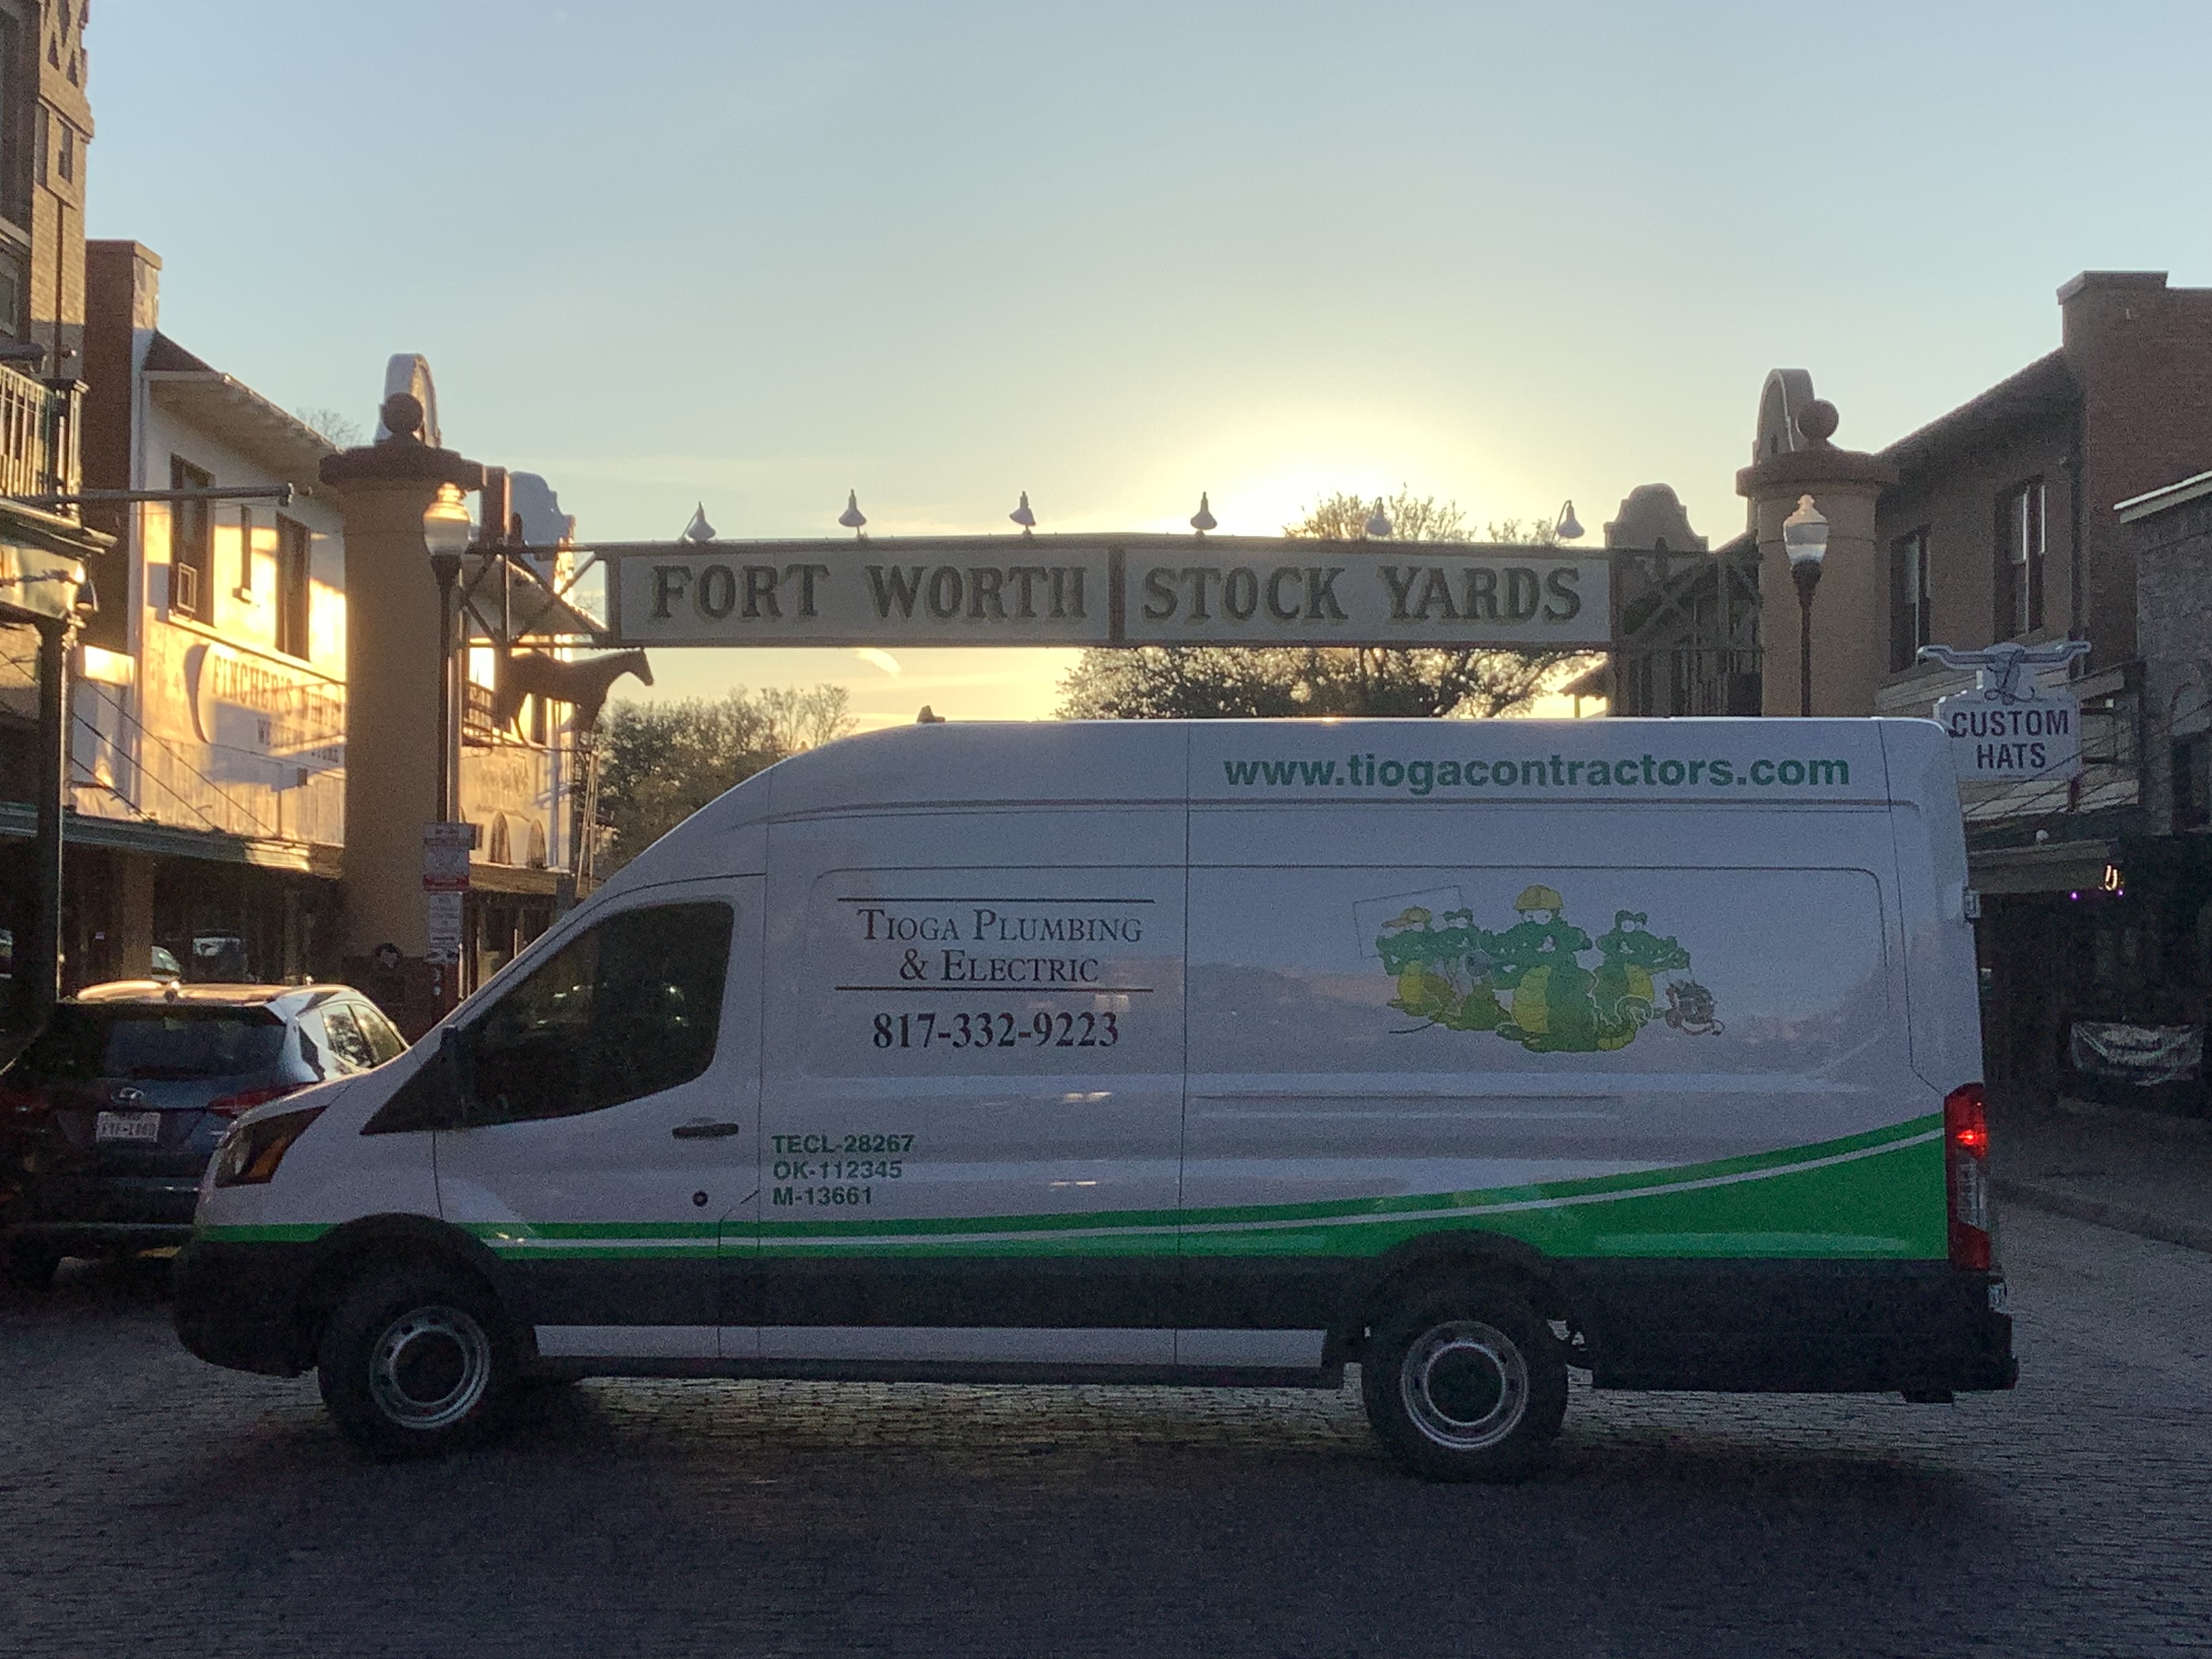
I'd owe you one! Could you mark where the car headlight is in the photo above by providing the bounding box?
[213,1107,325,1188]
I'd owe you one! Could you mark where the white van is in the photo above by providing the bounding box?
[175,718,2014,1477]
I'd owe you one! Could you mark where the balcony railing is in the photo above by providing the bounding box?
[0,361,77,503]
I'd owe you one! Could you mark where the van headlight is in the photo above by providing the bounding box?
[213,1107,325,1188]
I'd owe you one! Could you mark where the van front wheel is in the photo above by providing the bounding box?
[317,1266,516,1460]
[1361,1282,1566,1481]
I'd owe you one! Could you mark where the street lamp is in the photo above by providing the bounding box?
[1783,493,1828,718]
[422,483,474,823]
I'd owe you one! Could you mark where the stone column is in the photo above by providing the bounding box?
[319,396,484,975]
[1736,401,1898,718]
[112,850,154,981]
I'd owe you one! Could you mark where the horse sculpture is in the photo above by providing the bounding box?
[491,647,653,734]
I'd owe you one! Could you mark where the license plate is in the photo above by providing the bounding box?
[95,1110,162,1144]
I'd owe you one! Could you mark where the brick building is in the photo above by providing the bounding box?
[0,0,110,1036]
[1860,274,2212,1113]
[1606,271,2212,1113]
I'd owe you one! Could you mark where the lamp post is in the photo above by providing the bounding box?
[422,483,474,823]
[1783,493,1828,717]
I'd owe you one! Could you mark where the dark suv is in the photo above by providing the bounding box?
[0,983,408,1290]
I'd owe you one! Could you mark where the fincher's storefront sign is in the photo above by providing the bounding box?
[602,536,1612,651]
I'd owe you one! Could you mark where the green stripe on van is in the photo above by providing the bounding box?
[194,1114,1948,1263]
[194,1223,333,1245]
[756,1115,1946,1261]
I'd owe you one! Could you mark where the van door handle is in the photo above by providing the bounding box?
[672,1122,745,1139]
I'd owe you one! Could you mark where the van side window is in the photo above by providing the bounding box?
[465,902,733,1126]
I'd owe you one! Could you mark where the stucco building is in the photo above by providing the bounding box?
[58,239,349,987]
[60,285,599,1014]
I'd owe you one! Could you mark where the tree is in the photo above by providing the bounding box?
[596,684,853,869]
[1057,489,1592,721]
[295,406,365,448]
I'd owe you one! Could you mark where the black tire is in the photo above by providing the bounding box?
[316,1265,518,1460]
[2,1240,62,1293]
[1361,1279,1568,1481]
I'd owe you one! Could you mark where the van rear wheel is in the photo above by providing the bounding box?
[316,1265,517,1460]
[1361,1280,1566,1481]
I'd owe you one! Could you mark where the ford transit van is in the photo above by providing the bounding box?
[174,718,2015,1477]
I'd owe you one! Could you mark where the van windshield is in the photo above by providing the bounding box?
[12,1006,287,1082]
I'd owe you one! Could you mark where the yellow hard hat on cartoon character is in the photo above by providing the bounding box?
[1513,884,1565,913]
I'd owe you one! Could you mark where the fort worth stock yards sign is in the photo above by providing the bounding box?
[604,535,1612,650]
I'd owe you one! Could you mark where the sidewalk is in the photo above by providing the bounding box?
[1994,1095,2212,1255]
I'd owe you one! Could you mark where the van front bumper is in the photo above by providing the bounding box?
[173,1235,317,1378]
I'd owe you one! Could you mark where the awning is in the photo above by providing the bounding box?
[144,371,336,493]
[1969,838,2116,895]
[0,800,342,879]
[467,861,568,897]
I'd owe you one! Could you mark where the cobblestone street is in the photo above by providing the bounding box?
[3,1206,2208,1658]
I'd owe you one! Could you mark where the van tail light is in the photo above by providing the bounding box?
[207,1083,304,1118]
[1945,1082,1992,1271]
[0,1080,44,1118]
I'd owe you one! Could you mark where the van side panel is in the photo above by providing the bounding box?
[1180,800,1992,1385]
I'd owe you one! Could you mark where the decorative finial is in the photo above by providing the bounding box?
[1364,497,1393,538]
[380,392,424,441]
[1009,491,1036,534]
[1189,492,1217,534]
[1796,399,1840,446]
[838,490,867,533]
[681,503,716,543]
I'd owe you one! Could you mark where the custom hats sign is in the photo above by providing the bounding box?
[1923,641,2090,784]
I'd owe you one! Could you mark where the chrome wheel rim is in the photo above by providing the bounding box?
[1400,1319,1529,1451]
[369,1305,492,1431]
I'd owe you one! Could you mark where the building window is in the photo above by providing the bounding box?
[2176,735,2211,832]
[168,456,213,619]
[276,514,311,659]
[0,13,20,224]
[1996,480,2045,640]
[1890,527,1931,672]
[54,120,70,182]
[234,506,255,597]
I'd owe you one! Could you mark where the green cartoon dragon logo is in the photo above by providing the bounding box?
[1374,886,1721,1053]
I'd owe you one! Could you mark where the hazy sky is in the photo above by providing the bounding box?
[87,1,2212,726]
